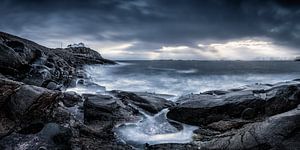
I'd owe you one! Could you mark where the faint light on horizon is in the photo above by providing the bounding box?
[204,38,297,60]
[159,46,189,52]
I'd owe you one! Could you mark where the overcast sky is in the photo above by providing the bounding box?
[1,0,300,60]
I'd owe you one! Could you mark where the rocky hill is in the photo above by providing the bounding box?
[0,31,115,89]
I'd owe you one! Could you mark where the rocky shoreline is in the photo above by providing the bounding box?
[0,32,299,150]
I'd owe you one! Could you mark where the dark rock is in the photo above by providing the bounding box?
[0,43,27,76]
[167,85,300,126]
[167,94,265,126]
[0,113,15,138]
[202,90,228,95]
[241,108,256,119]
[0,78,69,133]
[252,89,266,94]
[193,128,221,137]
[74,122,132,150]
[0,78,22,107]
[52,127,72,146]
[145,143,199,150]
[278,130,300,150]
[83,94,136,124]
[111,90,174,114]
[7,83,60,121]
[79,122,115,140]
[265,85,300,116]
[72,135,132,150]
[206,119,252,132]
[17,122,44,134]
[0,31,114,89]
[195,107,300,150]
[0,123,72,149]
[44,80,61,90]
[58,91,82,107]
[52,47,116,66]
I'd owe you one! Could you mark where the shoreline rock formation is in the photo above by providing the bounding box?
[0,32,299,150]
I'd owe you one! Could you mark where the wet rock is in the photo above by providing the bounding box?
[241,108,256,119]
[145,143,199,150]
[0,78,22,107]
[52,126,72,146]
[167,85,300,126]
[0,123,72,149]
[44,80,61,90]
[83,94,136,124]
[0,43,27,76]
[52,47,116,66]
[7,83,60,121]
[167,94,265,126]
[195,107,300,150]
[0,32,120,149]
[193,128,221,138]
[0,113,15,138]
[265,85,300,116]
[58,91,82,107]
[74,122,132,150]
[202,90,228,95]
[112,91,174,114]
[0,31,114,89]
[0,78,72,131]
[72,136,132,150]
[206,119,252,132]
[79,122,115,140]
[17,122,45,135]
[279,130,300,150]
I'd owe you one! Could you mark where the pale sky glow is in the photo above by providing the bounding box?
[77,38,297,60]
[32,36,298,60]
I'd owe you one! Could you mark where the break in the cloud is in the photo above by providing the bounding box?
[0,0,299,60]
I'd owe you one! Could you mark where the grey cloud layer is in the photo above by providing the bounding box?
[0,0,299,50]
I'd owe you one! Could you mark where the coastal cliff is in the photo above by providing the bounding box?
[0,32,299,150]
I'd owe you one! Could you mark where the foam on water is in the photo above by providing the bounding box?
[176,69,198,74]
[115,109,198,147]
[82,61,300,96]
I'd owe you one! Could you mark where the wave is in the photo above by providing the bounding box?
[176,69,198,74]
[68,64,300,98]
[148,66,177,71]
[115,109,198,147]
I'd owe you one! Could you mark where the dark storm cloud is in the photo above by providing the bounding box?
[0,0,299,50]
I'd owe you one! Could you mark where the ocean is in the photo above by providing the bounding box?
[79,60,300,97]
[68,60,300,146]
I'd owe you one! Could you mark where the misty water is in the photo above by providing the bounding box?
[74,60,300,96]
[67,60,300,147]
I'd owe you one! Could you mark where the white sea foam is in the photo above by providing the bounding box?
[115,109,198,146]
[82,64,299,97]
[176,69,198,74]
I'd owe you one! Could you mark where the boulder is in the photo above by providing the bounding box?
[167,85,300,126]
[7,83,60,122]
[83,94,137,124]
[265,85,300,116]
[58,91,82,107]
[111,91,174,114]
[167,94,265,126]
[0,123,73,149]
[195,107,300,150]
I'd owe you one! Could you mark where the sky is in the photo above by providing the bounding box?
[0,0,300,60]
